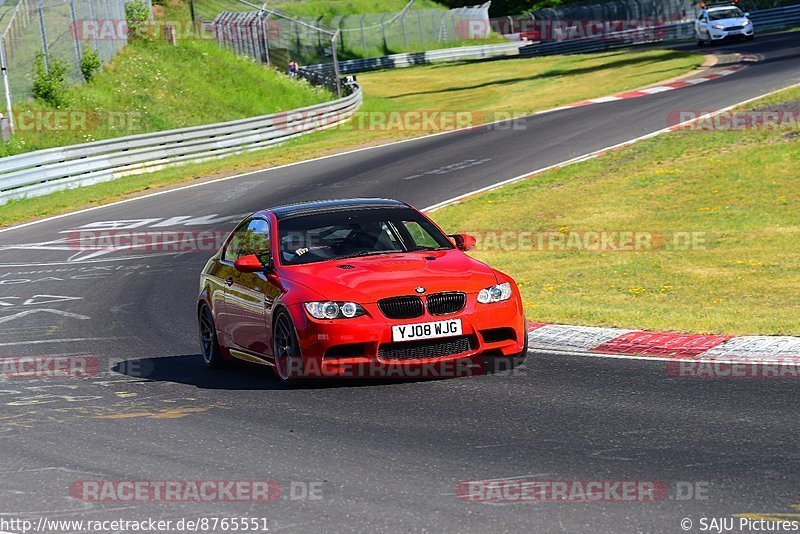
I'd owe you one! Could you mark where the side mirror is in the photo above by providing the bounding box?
[234,254,266,273]
[744,12,750,17]
[449,234,477,252]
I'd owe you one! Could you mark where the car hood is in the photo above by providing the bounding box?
[279,250,499,303]
[711,16,748,25]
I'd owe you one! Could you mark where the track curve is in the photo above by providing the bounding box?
[1,33,799,533]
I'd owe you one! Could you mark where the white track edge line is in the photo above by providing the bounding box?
[422,80,800,212]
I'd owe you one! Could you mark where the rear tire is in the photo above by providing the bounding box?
[273,309,303,384]
[199,304,226,369]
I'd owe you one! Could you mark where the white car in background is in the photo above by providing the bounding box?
[695,2,755,45]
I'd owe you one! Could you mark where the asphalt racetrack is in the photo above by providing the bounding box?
[0,33,799,533]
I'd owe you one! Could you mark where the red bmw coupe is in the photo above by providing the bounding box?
[197,198,527,382]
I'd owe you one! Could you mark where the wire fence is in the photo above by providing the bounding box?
[0,0,152,129]
[208,0,491,67]
[530,0,695,22]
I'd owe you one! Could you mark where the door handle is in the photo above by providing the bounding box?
[225,277,234,286]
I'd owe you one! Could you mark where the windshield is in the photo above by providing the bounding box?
[277,208,453,265]
[709,8,743,20]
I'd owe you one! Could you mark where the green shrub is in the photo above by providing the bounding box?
[125,0,151,40]
[80,46,102,82]
[31,52,70,107]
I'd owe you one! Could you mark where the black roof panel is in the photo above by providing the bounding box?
[268,198,409,220]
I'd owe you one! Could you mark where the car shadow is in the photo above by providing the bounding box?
[111,354,499,390]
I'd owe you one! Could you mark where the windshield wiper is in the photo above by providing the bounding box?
[335,250,403,260]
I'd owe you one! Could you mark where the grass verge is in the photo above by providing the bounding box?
[0,48,702,227]
[161,0,480,60]
[431,85,800,336]
[268,0,445,18]
[1,40,330,156]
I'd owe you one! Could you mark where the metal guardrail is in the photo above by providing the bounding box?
[750,3,800,30]
[519,23,694,57]
[304,41,527,75]
[0,85,362,205]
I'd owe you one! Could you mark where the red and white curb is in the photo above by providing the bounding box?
[532,54,759,116]
[526,322,800,363]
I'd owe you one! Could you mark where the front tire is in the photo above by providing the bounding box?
[482,329,529,375]
[273,309,303,383]
[199,304,226,369]
[512,330,529,368]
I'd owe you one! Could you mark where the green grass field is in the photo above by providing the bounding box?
[0,48,702,226]
[167,0,445,20]
[0,40,330,156]
[431,85,800,336]
[360,49,701,117]
[269,0,445,18]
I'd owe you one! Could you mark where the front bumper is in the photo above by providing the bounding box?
[287,295,526,378]
[708,26,754,40]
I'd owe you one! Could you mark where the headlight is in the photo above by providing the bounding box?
[304,301,366,319]
[744,19,752,26]
[712,24,725,30]
[477,282,513,304]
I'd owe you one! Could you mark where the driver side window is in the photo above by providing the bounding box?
[223,218,271,263]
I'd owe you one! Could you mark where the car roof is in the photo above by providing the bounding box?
[266,198,410,220]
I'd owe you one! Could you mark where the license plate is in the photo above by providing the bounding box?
[392,319,462,342]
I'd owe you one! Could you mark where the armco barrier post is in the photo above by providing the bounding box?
[401,12,408,48]
[189,0,198,34]
[332,29,342,98]
[102,0,113,62]
[36,0,49,71]
[381,13,387,49]
[360,15,367,53]
[87,0,99,59]
[0,35,13,132]
[260,7,270,66]
[69,0,83,67]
